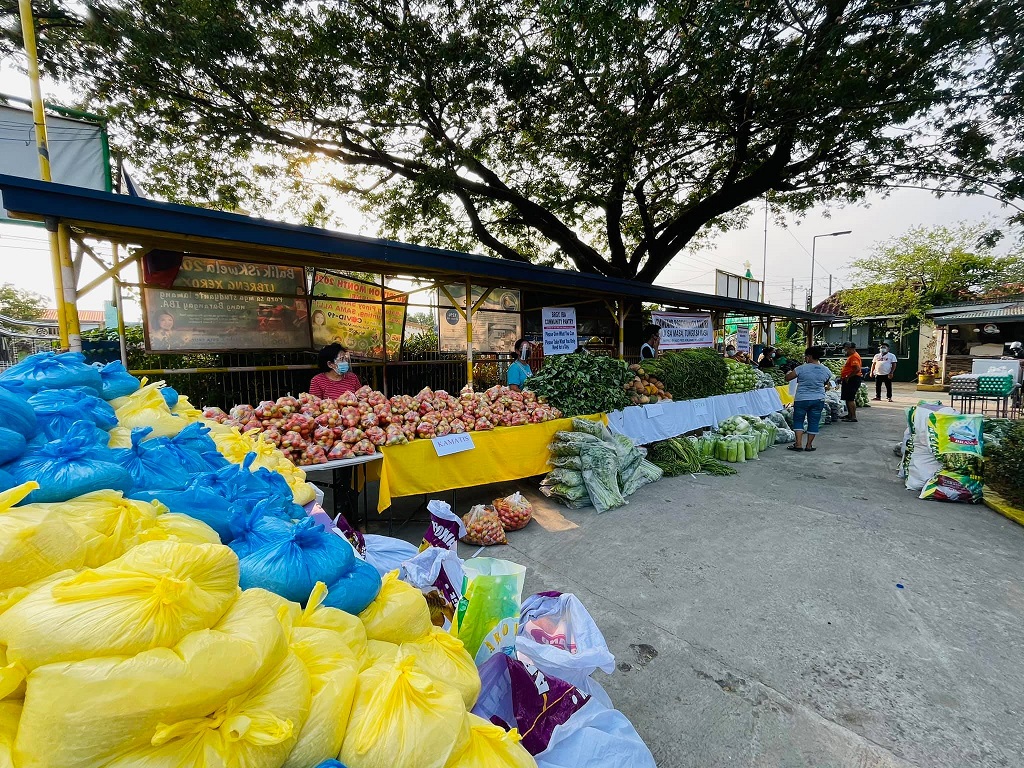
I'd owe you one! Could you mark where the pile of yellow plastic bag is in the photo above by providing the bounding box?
[0,358,537,768]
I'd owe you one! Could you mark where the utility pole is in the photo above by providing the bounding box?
[828,274,833,297]
[790,278,795,309]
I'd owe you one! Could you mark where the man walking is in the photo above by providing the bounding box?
[839,341,863,423]
[870,342,898,401]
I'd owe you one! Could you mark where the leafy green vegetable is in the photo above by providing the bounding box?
[526,353,632,416]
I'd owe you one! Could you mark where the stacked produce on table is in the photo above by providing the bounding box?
[623,363,672,405]
[723,358,757,393]
[640,349,727,401]
[753,368,776,389]
[0,351,655,768]
[541,418,663,512]
[206,384,562,466]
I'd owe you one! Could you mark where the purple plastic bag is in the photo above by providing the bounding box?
[472,654,591,755]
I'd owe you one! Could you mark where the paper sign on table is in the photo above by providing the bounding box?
[692,401,710,426]
[432,432,476,457]
[644,402,665,418]
[542,306,578,355]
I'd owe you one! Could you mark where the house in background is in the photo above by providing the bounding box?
[813,292,1024,385]
[927,295,1024,383]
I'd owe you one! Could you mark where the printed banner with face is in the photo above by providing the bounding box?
[310,271,407,360]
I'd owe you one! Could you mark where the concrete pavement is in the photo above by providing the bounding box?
[446,385,1024,767]
[364,384,1024,766]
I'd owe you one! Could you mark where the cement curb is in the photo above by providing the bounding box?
[983,487,1024,527]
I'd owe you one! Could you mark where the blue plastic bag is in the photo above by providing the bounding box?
[0,384,38,439]
[0,351,103,395]
[93,361,141,400]
[228,509,295,559]
[159,386,179,408]
[0,467,16,492]
[202,453,294,510]
[170,422,218,455]
[0,428,27,465]
[166,422,229,473]
[5,421,132,504]
[110,427,192,492]
[238,517,356,603]
[130,481,243,543]
[323,557,382,615]
[29,386,118,439]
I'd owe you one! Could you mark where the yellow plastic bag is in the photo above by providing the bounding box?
[281,627,361,768]
[359,571,432,644]
[171,394,202,421]
[104,650,310,768]
[137,512,221,545]
[401,627,480,709]
[112,381,186,438]
[0,540,239,671]
[208,422,261,464]
[445,714,536,768]
[364,639,399,669]
[14,589,288,768]
[259,583,368,663]
[341,654,468,768]
[40,490,165,567]
[0,482,86,591]
[0,701,19,768]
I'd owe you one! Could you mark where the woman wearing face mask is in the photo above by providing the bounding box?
[506,338,533,391]
[309,343,360,399]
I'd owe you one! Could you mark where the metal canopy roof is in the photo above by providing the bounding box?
[0,174,829,322]
[932,302,1024,326]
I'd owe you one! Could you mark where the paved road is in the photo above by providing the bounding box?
[442,384,1024,767]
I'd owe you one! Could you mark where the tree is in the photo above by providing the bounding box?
[841,223,1024,320]
[0,283,46,320]
[5,0,1022,283]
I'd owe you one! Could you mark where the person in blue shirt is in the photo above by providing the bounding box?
[506,338,533,391]
[784,346,832,452]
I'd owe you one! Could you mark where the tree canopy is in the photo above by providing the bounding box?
[840,223,1024,320]
[0,282,46,320]
[4,0,1023,283]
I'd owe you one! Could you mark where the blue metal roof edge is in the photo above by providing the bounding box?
[0,174,829,321]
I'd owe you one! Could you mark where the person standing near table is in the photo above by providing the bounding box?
[309,343,360,399]
[506,338,533,391]
[757,346,776,370]
[784,346,831,452]
[839,341,863,423]
[870,342,898,402]
[640,325,660,360]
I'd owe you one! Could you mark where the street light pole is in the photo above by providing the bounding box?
[810,230,851,309]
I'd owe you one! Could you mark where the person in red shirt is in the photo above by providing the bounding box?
[309,343,361,399]
[838,341,863,423]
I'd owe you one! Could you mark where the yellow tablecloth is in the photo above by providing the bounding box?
[776,385,794,405]
[370,415,603,512]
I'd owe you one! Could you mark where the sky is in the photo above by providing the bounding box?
[0,60,1016,319]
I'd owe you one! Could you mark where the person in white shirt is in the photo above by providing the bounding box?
[870,343,898,401]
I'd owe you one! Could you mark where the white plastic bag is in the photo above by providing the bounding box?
[362,534,419,576]
[516,592,615,693]
[906,405,954,491]
[399,547,465,630]
[536,697,656,768]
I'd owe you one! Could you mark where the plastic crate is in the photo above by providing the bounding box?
[977,374,1014,395]
[949,375,979,394]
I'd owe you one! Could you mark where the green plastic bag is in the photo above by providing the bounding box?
[920,470,983,503]
[927,413,983,458]
[455,558,526,665]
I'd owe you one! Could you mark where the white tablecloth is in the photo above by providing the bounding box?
[607,389,784,444]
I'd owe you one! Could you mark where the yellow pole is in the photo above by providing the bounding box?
[112,243,128,366]
[465,278,473,388]
[18,0,72,351]
[618,301,625,359]
[57,223,81,351]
